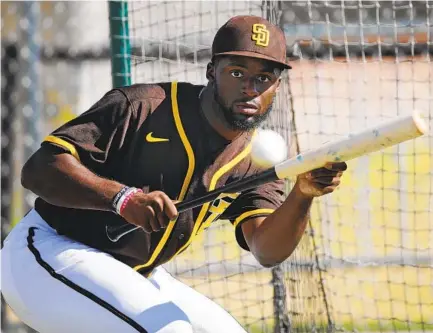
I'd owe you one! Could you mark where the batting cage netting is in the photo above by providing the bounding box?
[2,1,432,332]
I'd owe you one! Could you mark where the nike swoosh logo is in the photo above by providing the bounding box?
[146,132,169,143]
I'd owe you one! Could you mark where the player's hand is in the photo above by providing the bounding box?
[294,162,347,199]
[120,190,178,233]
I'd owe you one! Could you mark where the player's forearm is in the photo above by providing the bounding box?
[250,184,313,267]
[21,148,124,211]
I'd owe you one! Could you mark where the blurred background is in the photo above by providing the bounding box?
[1,1,432,332]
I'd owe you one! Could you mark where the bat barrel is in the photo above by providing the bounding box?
[275,111,427,180]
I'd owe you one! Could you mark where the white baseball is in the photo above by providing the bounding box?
[251,129,288,168]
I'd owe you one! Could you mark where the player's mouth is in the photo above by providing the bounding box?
[234,102,259,115]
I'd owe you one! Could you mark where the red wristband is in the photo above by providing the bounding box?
[119,188,143,216]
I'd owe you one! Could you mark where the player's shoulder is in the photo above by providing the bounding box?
[175,82,205,97]
[110,82,203,118]
[114,83,168,103]
[114,82,203,103]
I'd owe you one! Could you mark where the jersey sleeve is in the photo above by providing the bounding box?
[41,89,146,173]
[220,179,285,251]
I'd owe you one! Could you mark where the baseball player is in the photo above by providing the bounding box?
[1,16,346,333]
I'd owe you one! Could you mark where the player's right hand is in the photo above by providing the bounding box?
[120,190,178,233]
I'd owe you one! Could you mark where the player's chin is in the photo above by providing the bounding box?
[231,107,264,123]
[229,116,260,131]
[231,112,254,122]
[225,107,267,131]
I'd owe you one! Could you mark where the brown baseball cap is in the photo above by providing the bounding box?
[212,15,291,69]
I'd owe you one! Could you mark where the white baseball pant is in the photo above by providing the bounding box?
[1,209,247,333]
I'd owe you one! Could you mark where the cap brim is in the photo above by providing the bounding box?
[213,51,292,69]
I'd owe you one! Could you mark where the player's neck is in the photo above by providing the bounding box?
[199,86,244,141]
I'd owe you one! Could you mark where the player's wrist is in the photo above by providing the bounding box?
[111,186,143,215]
[292,179,316,200]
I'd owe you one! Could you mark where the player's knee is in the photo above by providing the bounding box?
[157,321,194,333]
[137,301,193,333]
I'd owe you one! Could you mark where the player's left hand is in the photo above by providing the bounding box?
[294,162,347,198]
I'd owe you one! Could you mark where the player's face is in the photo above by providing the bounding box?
[211,55,283,131]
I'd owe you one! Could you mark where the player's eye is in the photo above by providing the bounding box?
[256,75,271,83]
[230,70,244,78]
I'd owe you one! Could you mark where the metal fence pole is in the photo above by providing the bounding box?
[108,1,131,88]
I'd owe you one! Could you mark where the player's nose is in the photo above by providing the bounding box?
[241,78,259,98]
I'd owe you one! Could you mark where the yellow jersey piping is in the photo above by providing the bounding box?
[171,134,254,258]
[43,135,81,161]
[233,208,275,227]
[134,81,195,271]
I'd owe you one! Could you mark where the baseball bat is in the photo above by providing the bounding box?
[106,111,427,242]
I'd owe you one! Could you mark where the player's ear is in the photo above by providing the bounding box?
[206,61,216,82]
[274,68,285,92]
[275,77,282,92]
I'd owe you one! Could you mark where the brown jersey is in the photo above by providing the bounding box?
[34,82,285,276]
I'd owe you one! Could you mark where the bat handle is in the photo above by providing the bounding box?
[105,198,207,242]
[106,169,278,242]
[105,200,185,242]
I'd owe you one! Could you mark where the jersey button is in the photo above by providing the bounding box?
[178,233,184,240]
